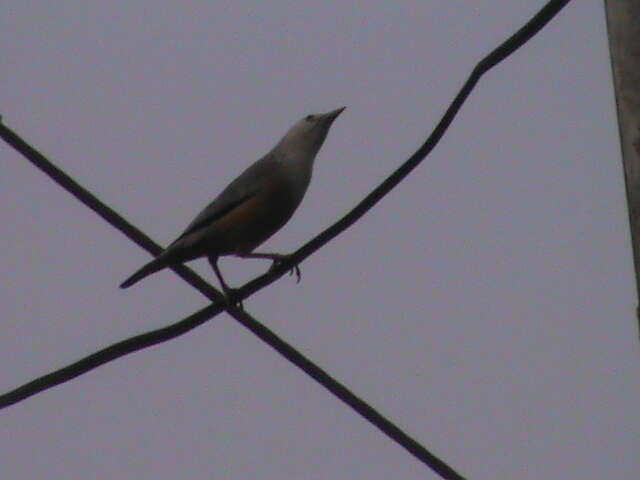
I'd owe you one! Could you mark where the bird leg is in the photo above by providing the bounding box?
[208,255,242,308]
[237,252,301,283]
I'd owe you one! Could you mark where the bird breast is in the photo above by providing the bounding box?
[219,169,304,254]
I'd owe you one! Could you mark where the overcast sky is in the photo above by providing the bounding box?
[2,1,638,479]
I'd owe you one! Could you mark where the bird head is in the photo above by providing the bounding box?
[274,107,346,161]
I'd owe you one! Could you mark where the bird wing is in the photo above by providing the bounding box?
[173,154,278,242]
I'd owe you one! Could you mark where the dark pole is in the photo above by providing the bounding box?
[604,0,640,338]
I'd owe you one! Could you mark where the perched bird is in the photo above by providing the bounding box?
[120,107,345,301]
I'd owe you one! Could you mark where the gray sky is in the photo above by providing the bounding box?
[2,1,638,479]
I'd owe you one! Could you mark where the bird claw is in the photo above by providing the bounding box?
[290,264,301,283]
[269,255,302,283]
[222,287,244,309]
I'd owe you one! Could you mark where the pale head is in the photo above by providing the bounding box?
[274,107,346,161]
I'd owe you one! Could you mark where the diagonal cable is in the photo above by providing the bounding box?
[0,120,465,480]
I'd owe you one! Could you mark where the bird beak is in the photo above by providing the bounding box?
[322,106,346,124]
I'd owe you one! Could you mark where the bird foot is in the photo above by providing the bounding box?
[221,287,244,310]
[268,254,301,283]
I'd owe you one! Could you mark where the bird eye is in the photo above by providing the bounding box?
[305,115,314,121]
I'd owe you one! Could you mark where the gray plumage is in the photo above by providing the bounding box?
[120,107,345,290]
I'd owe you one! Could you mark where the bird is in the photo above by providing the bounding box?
[120,107,345,303]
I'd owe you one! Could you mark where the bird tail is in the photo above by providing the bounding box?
[120,257,167,289]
